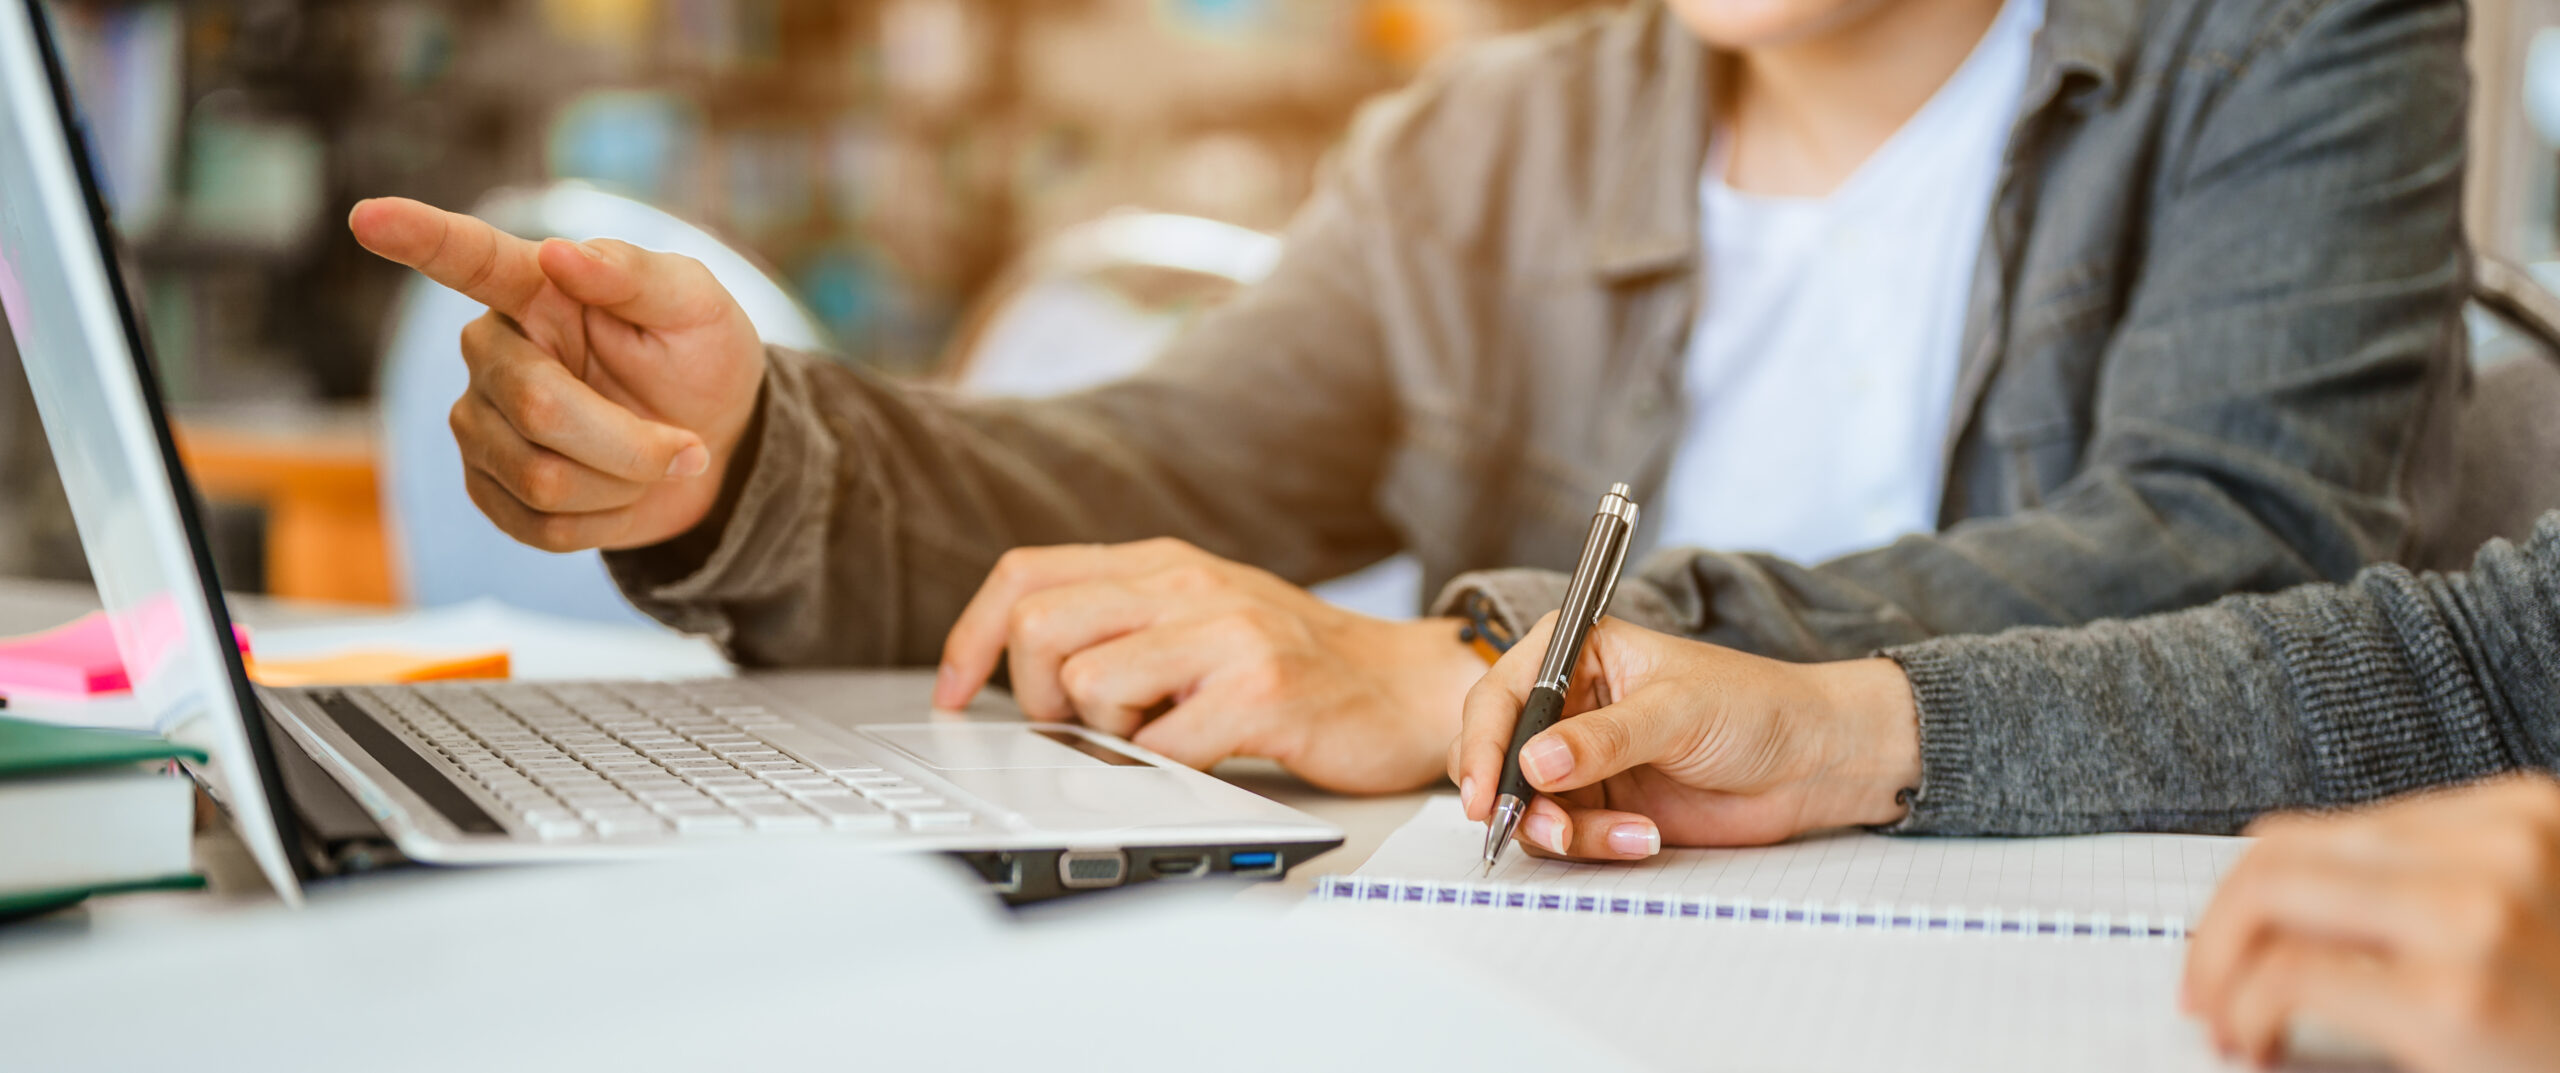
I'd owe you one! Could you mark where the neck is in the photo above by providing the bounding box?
[1721,0,2009,197]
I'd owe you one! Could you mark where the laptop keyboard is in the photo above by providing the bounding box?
[342,680,979,842]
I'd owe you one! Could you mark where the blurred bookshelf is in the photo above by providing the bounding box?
[43,0,1611,403]
[10,0,1607,591]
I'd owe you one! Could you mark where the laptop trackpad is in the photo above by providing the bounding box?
[864,725,1146,770]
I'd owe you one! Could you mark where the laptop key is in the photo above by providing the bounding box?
[531,819,588,840]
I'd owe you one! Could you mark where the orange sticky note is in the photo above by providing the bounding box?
[245,649,510,688]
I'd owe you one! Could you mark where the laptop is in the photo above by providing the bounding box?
[0,0,1341,906]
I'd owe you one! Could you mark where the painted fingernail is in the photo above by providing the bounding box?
[666,444,709,479]
[1523,812,1564,853]
[575,240,606,261]
[1459,776,1478,811]
[1606,822,1659,857]
[1521,736,1572,784]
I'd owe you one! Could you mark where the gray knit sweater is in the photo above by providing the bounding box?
[1883,513,2560,836]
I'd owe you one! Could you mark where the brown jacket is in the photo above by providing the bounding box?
[610,0,2470,668]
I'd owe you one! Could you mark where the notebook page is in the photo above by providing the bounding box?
[1307,900,2242,1073]
[1354,796,2250,925]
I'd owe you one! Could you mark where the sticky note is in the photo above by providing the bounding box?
[245,649,510,688]
[0,611,253,696]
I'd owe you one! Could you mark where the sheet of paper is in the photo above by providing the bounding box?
[1309,899,2246,1073]
[1355,795,2250,925]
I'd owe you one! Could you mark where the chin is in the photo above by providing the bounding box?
[1663,0,1895,49]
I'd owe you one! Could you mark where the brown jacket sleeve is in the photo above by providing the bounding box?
[602,82,1474,667]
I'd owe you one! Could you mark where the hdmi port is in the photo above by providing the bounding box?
[1149,854,1206,878]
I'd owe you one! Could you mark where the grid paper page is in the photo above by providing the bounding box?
[1349,796,2250,927]
[1306,900,2251,1073]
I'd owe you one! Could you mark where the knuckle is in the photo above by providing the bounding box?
[511,385,566,442]
[1574,714,1633,763]
[516,456,573,511]
[989,547,1037,584]
[1215,610,1280,654]
[1056,655,1106,703]
[533,513,585,553]
[1007,597,1061,643]
[1163,564,1225,594]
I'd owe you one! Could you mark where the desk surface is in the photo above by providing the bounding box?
[0,576,1427,922]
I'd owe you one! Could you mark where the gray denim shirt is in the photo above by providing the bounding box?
[609,0,2470,672]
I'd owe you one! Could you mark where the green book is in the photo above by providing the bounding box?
[0,715,208,921]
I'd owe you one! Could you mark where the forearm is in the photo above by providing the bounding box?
[1879,516,2560,836]
[607,228,1423,673]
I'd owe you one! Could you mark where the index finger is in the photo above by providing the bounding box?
[1452,613,1558,821]
[932,542,1189,710]
[349,197,549,317]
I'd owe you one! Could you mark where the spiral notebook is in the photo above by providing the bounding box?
[1312,796,2252,941]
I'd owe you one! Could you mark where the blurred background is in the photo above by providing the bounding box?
[3,0,2559,620]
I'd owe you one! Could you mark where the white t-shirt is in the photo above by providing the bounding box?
[1651,0,2044,564]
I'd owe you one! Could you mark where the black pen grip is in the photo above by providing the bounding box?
[1496,684,1569,804]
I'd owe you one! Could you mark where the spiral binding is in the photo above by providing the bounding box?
[1308,874,2188,941]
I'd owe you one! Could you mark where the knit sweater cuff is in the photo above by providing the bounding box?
[1874,643,1982,833]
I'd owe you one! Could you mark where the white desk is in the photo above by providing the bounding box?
[0,576,1431,926]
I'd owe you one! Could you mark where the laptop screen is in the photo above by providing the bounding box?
[0,0,307,902]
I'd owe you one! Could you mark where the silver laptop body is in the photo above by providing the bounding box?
[0,0,1340,905]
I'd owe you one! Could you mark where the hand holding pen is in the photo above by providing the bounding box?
[1446,492,1924,863]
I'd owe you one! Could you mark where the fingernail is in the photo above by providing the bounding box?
[934,663,960,699]
[1523,812,1564,854]
[575,241,605,262]
[1459,776,1478,811]
[666,444,709,479]
[1606,822,1659,857]
[1521,736,1572,784]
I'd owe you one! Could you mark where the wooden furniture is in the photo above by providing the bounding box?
[171,414,396,607]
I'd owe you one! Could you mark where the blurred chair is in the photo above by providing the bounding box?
[2408,255,2560,572]
[378,182,828,625]
[943,211,1427,620]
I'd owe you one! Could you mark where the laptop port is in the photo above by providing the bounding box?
[1227,850,1281,876]
[1057,849,1127,889]
[1149,854,1206,879]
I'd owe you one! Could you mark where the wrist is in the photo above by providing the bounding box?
[1807,657,1923,827]
[1387,616,1491,743]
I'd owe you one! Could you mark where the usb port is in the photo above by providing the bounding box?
[1227,850,1280,876]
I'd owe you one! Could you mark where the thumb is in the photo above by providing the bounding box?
[537,238,738,331]
[1521,690,1693,795]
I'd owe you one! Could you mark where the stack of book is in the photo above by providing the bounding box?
[0,715,203,919]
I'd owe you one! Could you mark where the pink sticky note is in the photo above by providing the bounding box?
[0,610,253,697]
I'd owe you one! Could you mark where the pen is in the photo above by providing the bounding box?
[1483,482,1640,873]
